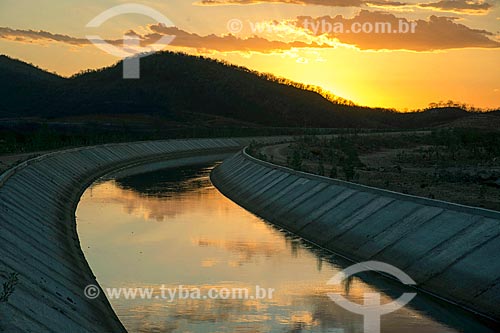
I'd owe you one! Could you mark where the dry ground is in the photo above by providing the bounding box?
[257,139,500,212]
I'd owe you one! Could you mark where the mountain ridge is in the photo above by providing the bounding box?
[0,52,497,129]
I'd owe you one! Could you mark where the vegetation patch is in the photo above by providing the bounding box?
[0,272,19,303]
[252,129,500,211]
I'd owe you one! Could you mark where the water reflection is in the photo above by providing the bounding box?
[76,163,498,333]
[114,164,213,198]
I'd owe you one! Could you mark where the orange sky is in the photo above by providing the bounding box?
[0,0,499,110]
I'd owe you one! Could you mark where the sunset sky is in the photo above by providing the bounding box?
[0,0,499,110]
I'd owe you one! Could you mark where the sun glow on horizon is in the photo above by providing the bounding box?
[0,0,499,110]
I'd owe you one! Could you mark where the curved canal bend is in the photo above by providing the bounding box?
[76,162,499,333]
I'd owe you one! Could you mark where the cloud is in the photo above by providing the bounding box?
[418,0,493,14]
[146,25,330,51]
[0,27,131,48]
[0,27,93,45]
[0,25,329,53]
[196,0,495,14]
[196,0,361,6]
[296,11,500,50]
[1,10,498,54]
[195,0,425,9]
[367,0,408,6]
[195,0,403,7]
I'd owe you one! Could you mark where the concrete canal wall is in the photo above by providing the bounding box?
[211,149,500,321]
[0,137,290,333]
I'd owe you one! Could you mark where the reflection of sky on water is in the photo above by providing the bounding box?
[76,163,498,333]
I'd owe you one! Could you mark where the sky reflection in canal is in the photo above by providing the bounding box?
[76,163,497,333]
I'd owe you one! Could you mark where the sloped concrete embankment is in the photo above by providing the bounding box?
[0,137,289,333]
[211,149,500,321]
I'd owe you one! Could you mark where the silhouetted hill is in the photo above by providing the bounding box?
[403,107,469,124]
[0,55,64,118]
[0,52,384,127]
[0,52,498,129]
[62,52,383,128]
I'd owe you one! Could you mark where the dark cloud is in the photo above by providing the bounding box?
[0,27,130,47]
[418,0,493,13]
[1,10,498,54]
[146,25,330,51]
[196,0,396,6]
[0,27,92,45]
[296,11,500,50]
[0,25,329,53]
[366,0,408,6]
[196,0,495,14]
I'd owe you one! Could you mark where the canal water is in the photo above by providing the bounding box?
[76,163,498,333]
